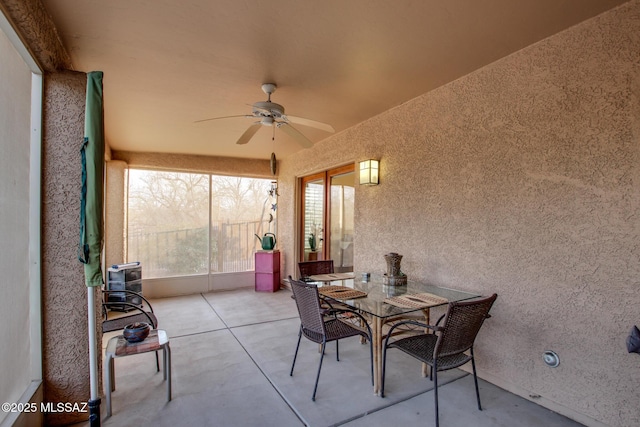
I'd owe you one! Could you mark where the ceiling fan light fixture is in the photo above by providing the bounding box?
[261,117,275,126]
[254,101,285,117]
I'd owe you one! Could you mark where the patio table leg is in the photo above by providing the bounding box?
[422,308,431,377]
[373,316,383,395]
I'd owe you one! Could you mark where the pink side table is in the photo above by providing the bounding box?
[255,250,281,292]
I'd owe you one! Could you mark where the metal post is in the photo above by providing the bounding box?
[88,286,101,426]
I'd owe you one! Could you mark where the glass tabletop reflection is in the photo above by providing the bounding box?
[311,273,480,318]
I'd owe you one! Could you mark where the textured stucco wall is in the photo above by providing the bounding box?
[278,2,640,426]
[42,70,94,425]
[0,0,72,71]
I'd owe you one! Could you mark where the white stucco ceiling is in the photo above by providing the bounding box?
[42,0,626,160]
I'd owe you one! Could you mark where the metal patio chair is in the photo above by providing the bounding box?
[381,293,498,427]
[298,260,335,281]
[288,276,373,401]
[296,259,348,312]
[102,289,160,371]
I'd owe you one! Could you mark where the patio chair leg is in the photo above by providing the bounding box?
[312,342,327,401]
[434,361,439,427]
[471,347,482,410]
[381,343,388,397]
[155,350,160,372]
[290,327,303,376]
[336,340,339,361]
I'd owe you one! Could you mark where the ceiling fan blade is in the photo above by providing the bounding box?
[236,123,262,145]
[194,114,252,124]
[278,123,313,148]
[283,115,335,133]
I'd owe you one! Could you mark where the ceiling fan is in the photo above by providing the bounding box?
[195,83,335,148]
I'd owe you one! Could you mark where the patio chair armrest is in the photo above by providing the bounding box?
[325,307,356,317]
[384,319,443,348]
[329,308,373,338]
[321,298,336,310]
[103,288,155,313]
[102,302,158,332]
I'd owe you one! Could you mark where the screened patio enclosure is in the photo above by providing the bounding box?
[123,169,276,297]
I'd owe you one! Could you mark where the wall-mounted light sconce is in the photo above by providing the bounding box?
[359,159,379,185]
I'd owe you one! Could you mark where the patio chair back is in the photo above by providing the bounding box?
[102,289,158,333]
[435,294,497,359]
[298,260,334,280]
[289,278,327,342]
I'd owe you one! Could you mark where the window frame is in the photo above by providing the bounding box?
[298,163,355,263]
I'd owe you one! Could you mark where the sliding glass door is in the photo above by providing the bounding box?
[329,166,355,271]
[300,165,354,272]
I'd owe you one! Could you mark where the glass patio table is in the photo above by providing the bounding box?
[307,273,480,395]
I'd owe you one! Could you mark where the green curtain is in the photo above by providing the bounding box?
[79,71,105,287]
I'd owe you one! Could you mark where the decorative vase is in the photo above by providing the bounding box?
[123,322,151,343]
[384,253,403,277]
[383,252,407,286]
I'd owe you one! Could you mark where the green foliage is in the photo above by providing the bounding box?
[164,227,209,275]
[308,233,317,252]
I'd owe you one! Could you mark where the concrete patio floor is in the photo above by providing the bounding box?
[95,287,584,427]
